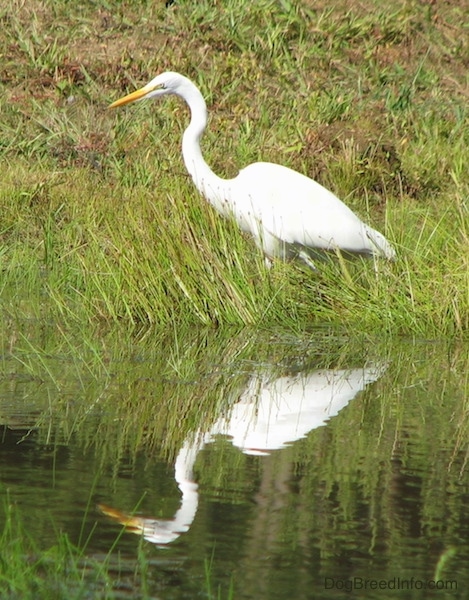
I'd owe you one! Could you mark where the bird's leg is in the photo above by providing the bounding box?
[372,254,380,279]
[298,250,318,271]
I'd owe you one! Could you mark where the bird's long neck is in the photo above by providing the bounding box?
[178,82,231,214]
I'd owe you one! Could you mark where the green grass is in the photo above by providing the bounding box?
[205,552,235,600]
[0,494,235,600]
[0,497,120,600]
[0,0,468,335]
[0,487,238,600]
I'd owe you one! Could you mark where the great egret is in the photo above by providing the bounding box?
[109,72,396,267]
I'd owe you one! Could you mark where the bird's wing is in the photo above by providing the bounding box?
[232,162,367,251]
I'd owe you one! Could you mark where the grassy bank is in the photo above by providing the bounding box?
[0,0,468,334]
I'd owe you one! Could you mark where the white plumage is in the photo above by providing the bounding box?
[110,72,395,267]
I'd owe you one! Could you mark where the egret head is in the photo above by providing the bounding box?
[109,72,190,108]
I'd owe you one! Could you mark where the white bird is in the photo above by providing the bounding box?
[109,72,396,268]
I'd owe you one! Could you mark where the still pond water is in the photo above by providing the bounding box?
[1,322,468,599]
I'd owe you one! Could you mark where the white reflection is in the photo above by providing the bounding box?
[100,363,386,545]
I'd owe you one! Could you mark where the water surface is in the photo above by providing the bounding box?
[1,323,468,598]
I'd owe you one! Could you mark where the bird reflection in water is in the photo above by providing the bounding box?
[99,363,387,545]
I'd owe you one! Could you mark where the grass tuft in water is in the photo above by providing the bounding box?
[0,498,105,599]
